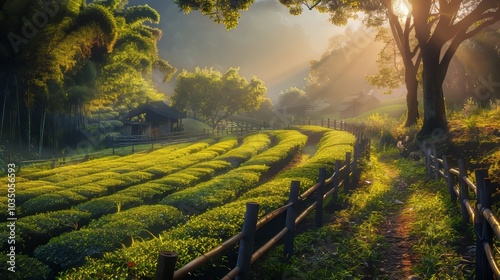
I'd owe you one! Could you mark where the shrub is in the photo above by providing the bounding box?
[0,254,51,279]
[34,205,183,270]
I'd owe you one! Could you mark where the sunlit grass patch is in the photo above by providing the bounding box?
[250,149,394,279]
[406,179,467,279]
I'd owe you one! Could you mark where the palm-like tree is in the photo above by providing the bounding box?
[0,0,175,156]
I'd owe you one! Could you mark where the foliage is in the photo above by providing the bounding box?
[253,148,469,279]
[0,209,91,252]
[0,254,51,279]
[407,179,467,278]
[172,67,267,128]
[60,128,354,278]
[277,86,309,116]
[0,0,175,151]
[33,205,184,270]
[172,0,499,136]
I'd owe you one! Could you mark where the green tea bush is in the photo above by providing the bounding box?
[34,205,183,270]
[61,196,284,279]
[76,195,143,218]
[217,133,271,165]
[0,209,91,251]
[0,254,51,279]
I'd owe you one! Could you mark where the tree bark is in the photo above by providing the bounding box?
[404,67,419,127]
[418,47,448,138]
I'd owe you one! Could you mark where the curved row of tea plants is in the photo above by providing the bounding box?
[243,130,355,199]
[14,138,240,216]
[0,142,216,216]
[32,132,293,269]
[0,160,232,254]
[161,130,308,212]
[0,137,242,251]
[62,129,355,279]
[34,205,185,269]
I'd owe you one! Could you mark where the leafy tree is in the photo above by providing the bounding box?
[174,0,500,137]
[172,67,267,129]
[278,86,309,116]
[0,0,175,154]
[366,26,422,127]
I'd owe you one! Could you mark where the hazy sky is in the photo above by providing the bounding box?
[129,0,349,101]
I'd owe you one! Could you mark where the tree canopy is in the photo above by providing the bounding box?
[278,86,309,116]
[0,0,175,154]
[175,0,500,137]
[171,67,267,129]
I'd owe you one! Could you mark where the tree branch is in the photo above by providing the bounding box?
[440,16,499,73]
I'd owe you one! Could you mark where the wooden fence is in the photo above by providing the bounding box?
[155,128,370,280]
[425,144,500,279]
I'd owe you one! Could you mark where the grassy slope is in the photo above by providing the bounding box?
[252,149,470,279]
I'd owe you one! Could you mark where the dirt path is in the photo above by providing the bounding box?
[371,160,420,279]
[377,188,419,279]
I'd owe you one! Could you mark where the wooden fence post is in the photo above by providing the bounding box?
[284,181,300,258]
[352,142,358,178]
[432,145,439,180]
[155,251,178,280]
[315,168,327,228]
[235,202,260,280]
[344,152,351,192]
[333,160,341,201]
[475,169,489,280]
[327,118,330,128]
[334,120,337,130]
[458,159,470,224]
[442,156,457,204]
[425,145,432,178]
[480,178,496,279]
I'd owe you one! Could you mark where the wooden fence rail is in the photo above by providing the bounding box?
[425,144,500,279]
[155,130,370,280]
[12,119,354,172]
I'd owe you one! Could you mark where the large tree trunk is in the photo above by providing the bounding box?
[418,48,448,138]
[404,67,419,127]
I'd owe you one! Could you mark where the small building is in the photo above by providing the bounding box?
[120,101,186,137]
[336,90,381,118]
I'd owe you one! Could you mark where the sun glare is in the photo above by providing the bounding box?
[395,0,411,17]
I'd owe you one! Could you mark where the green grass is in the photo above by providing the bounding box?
[347,104,408,121]
[406,177,469,278]
[251,149,470,279]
